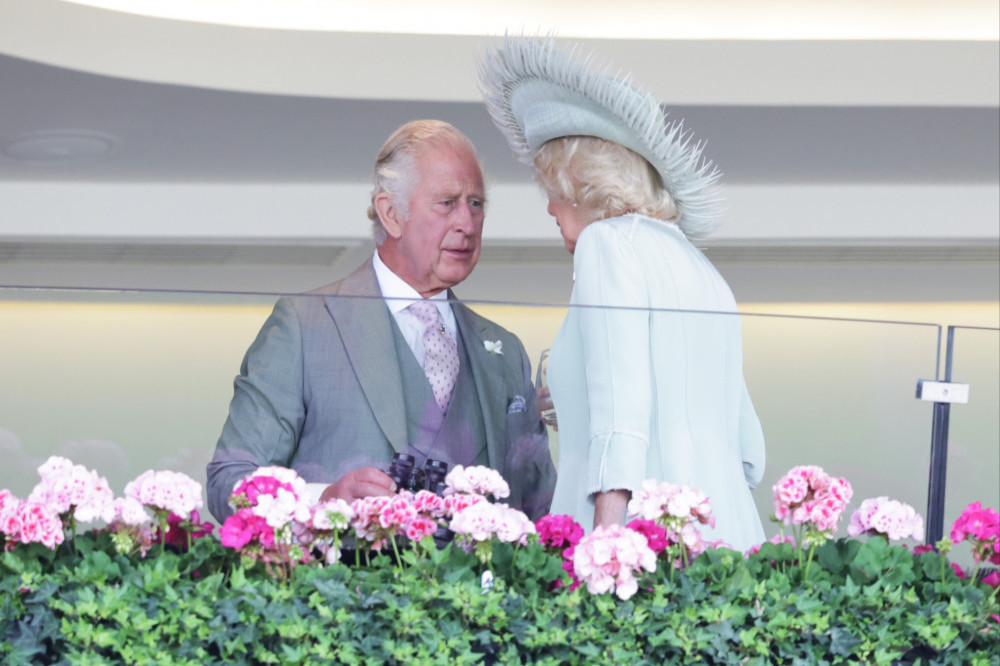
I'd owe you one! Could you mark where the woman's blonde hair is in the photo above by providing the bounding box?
[534,136,678,226]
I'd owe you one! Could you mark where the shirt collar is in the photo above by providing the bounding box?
[372,251,451,317]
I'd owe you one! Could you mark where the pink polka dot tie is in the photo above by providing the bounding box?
[409,300,459,412]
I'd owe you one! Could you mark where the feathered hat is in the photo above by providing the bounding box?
[478,34,723,239]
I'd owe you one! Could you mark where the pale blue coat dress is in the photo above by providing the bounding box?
[547,214,766,552]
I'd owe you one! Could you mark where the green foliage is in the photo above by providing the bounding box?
[1,535,997,665]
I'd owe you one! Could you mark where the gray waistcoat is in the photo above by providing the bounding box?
[390,321,489,471]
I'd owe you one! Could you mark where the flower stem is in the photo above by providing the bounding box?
[390,536,404,571]
[803,543,816,581]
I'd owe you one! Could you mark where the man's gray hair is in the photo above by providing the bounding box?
[367,120,482,245]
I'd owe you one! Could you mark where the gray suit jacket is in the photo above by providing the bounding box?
[206,258,556,521]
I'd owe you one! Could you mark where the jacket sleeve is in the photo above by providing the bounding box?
[205,298,306,521]
[739,382,766,489]
[572,224,654,500]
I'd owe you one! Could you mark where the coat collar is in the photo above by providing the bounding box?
[322,257,508,468]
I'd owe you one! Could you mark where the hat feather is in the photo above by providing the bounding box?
[478,34,723,238]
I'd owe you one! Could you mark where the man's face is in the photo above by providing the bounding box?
[387,142,485,297]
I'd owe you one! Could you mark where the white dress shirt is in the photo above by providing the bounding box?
[372,252,457,368]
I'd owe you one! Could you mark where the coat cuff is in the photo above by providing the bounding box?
[586,430,649,502]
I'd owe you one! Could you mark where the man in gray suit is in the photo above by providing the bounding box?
[206,120,556,522]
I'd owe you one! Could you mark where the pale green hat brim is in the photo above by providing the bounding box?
[479,35,723,239]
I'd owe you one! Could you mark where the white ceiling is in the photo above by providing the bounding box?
[0,51,998,186]
[0,0,997,303]
[1,0,997,186]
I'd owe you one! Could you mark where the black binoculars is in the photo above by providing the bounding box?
[386,453,449,495]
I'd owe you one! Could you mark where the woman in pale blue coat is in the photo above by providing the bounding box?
[480,36,766,551]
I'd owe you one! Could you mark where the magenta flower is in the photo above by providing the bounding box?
[536,514,584,551]
[626,520,669,555]
[535,514,584,589]
[950,502,1000,565]
[220,508,271,550]
[233,476,292,507]
[163,509,215,551]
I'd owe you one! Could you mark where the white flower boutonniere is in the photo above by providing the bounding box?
[483,340,503,355]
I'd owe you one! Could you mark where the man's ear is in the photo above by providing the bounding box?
[374,192,404,240]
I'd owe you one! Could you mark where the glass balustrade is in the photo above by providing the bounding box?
[0,286,993,558]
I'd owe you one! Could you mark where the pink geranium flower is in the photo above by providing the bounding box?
[351,495,394,549]
[627,479,715,567]
[124,469,203,522]
[440,492,485,518]
[14,501,65,550]
[27,456,116,526]
[450,502,535,545]
[772,465,853,542]
[443,465,510,500]
[630,479,713,528]
[300,497,354,565]
[0,490,23,547]
[404,516,439,543]
[573,524,657,601]
[351,490,446,553]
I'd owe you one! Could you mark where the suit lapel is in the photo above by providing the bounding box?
[452,299,505,471]
[324,261,409,453]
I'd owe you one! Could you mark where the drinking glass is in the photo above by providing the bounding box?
[535,349,558,429]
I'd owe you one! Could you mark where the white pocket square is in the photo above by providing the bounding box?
[507,395,527,414]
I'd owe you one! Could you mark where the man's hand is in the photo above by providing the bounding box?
[319,467,398,503]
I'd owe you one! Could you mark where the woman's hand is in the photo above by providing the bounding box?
[535,386,559,430]
[593,489,631,529]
